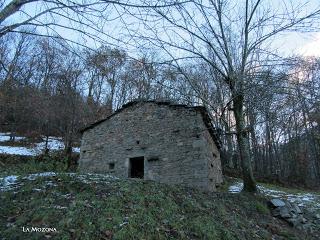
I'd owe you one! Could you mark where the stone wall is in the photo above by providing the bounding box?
[79,102,223,191]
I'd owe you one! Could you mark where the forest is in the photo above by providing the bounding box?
[0,0,319,191]
[1,32,319,189]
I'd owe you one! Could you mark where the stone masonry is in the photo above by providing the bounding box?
[79,100,223,191]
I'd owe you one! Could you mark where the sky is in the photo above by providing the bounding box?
[1,0,320,58]
[268,31,320,58]
[271,0,320,57]
[297,33,320,57]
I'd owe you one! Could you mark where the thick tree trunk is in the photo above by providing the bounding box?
[233,94,257,192]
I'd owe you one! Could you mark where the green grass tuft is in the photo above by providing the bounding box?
[255,202,269,215]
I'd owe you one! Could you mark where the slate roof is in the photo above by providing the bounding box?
[80,100,222,149]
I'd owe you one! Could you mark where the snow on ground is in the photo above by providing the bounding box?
[0,172,118,192]
[0,133,80,156]
[34,137,80,153]
[75,173,119,184]
[0,133,25,142]
[25,172,57,180]
[36,138,64,151]
[73,147,80,153]
[0,175,18,191]
[0,132,10,135]
[0,146,35,156]
[229,181,320,210]
[228,182,243,193]
[0,172,58,191]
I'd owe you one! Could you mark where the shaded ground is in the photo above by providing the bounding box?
[0,173,319,240]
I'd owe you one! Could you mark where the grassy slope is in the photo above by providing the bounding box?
[0,173,315,240]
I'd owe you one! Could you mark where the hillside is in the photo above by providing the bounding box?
[0,132,79,156]
[1,172,319,240]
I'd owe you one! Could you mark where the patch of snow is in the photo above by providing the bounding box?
[61,193,72,198]
[76,173,119,181]
[119,222,128,227]
[63,173,119,184]
[0,133,25,142]
[0,133,80,156]
[0,135,10,142]
[0,132,11,135]
[33,188,42,192]
[36,138,65,151]
[15,137,25,141]
[25,172,56,180]
[45,181,58,187]
[0,172,119,192]
[53,205,68,210]
[73,147,80,153]
[0,146,35,156]
[0,175,19,191]
[35,137,80,154]
[228,182,243,193]
[229,181,320,210]
[1,172,57,192]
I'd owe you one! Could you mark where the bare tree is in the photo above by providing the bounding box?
[0,0,190,50]
[129,0,320,192]
[85,46,126,110]
[0,32,38,139]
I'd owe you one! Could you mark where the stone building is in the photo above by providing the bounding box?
[79,100,223,191]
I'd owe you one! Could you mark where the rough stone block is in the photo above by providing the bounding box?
[270,199,286,208]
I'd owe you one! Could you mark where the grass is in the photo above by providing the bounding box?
[0,159,66,178]
[0,157,319,239]
[1,173,316,240]
[0,152,76,178]
[255,201,270,215]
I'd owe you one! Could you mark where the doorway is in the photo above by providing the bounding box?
[129,156,144,178]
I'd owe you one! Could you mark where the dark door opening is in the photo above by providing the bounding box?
[129,156,144,179]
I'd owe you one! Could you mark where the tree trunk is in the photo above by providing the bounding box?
[65,138,73,170]
[265,113,272,175]
[233,94,257,192]
[248,107,258,172]
[44,135,49,155]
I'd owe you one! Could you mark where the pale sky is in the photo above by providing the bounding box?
[270,31,320,58]
[2,0,320,58]
[297,32,320,57]
[283,0,320,57]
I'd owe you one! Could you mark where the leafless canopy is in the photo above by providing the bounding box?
[0,0,191,48]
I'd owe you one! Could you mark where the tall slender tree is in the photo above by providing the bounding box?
[130,0,320,191]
